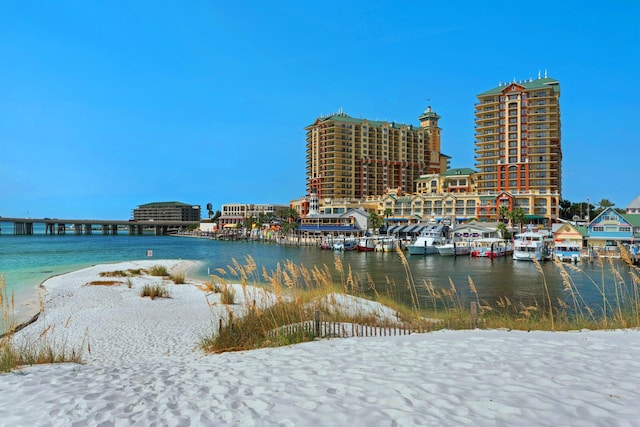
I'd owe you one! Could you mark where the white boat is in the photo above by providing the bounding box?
[437,242,470,256]
[374,237,397,252]
[470,238,513,258]
[407,225,447,255]
[333,238,357,251]
[357,237,376,252]
[554,241,581,263]
[512,230,552,261]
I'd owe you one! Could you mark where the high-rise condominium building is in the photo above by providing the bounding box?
[474,74,561,220]
[305,107,447,200]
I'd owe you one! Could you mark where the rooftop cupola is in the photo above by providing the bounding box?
[418,105,440,128]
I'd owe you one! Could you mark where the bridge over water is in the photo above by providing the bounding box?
[0,217,201,236]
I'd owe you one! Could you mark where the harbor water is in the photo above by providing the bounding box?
[0,232,635,327]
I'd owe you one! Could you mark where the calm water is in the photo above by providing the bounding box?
[0,231,634,325]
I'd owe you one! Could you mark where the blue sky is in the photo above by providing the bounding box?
[1,1,638,219]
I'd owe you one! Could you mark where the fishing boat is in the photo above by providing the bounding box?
[512,230,552,261]
[407,225,447,255]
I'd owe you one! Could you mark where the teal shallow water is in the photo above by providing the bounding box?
[0,232,633,327]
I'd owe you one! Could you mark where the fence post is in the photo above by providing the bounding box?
[470,302,477,329]
[314,310,320,337]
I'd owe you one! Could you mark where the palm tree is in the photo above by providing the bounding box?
[382,208,393,232]
[368,212,384,232]
[498,206,509,223]
[508,207,526,232]
[496,222,509,239]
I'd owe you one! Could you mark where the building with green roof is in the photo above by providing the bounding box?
[305,106,449,200]
[132,202,201,221]
[474,73,561,225]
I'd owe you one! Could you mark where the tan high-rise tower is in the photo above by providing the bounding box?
[305,108,447,200]
[474,74,561,221]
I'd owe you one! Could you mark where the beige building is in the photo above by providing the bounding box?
[474,74,562,223]
[305,107,448,201]
[218,203,289,227]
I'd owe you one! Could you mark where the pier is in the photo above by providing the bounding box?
[0,217,200,236]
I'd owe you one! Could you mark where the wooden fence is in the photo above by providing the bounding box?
[262,306,486,340]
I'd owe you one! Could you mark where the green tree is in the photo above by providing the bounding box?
[496,222,510,239]
[368,212,384,231]
[498,206,509,223]
[559,199,572,219]
[241,217,254,235]
[592,198,615,218]
[280,219,298,236]
[508,207,526,232]
[277,207,299,223]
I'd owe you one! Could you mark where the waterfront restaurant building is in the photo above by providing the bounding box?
[132,202,201,221]
[473,74,562,224]
[305,107,449,201]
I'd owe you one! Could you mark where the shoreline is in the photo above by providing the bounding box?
[4,260,640,425]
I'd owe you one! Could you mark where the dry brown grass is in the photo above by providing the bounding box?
[1,273,85,372]
[85,280,123,287]
[140,283,171,300]
[99,269,144,277]
[201,248,640,353]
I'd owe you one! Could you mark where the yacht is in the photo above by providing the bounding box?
[407,225,447,255]
[512,230,552,261]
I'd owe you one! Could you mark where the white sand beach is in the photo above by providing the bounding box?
[3,260,640,426]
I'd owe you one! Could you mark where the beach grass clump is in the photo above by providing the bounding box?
[220,285,236,305]
[170,272,186,284]
[99,269,144,278]
[86,280,123,287]
[3,333,85,371]
[204,281,223,293]
[2,273,86,372]
[140,284,171,300]
[1,273,15,337]
[201,255,436,353]
[148,265,168,277]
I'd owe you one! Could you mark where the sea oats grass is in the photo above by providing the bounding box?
[2,273,86,372]
[202,250,640,353]
[140,284,171,300]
